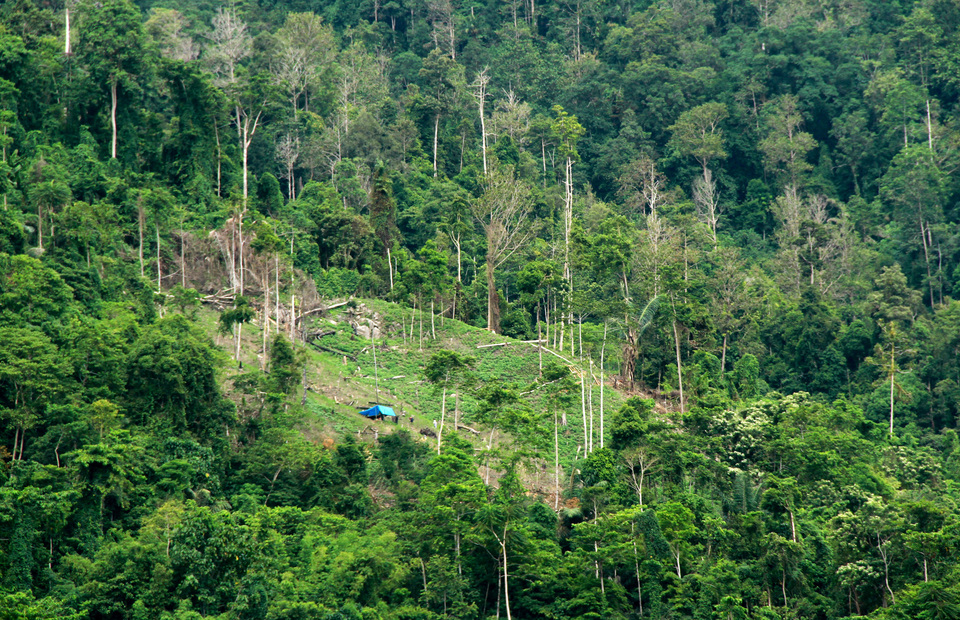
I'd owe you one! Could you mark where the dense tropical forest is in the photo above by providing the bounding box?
[2,0,960,618]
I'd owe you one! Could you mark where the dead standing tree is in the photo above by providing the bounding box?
[274,12,335,117]
[205,6,266,296]
[472,166,536,334]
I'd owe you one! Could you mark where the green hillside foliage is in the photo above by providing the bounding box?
[2,0,960,618]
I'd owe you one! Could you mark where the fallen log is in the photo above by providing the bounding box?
[299,299,351,321]
[456,424,481,435]
[305,329,336,341]
[307,341,358,361]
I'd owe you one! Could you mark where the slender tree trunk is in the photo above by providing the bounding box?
[433,114,440,177]
[632,523,643,616]
[180,216,186,288]
[156,222,161,292]
[238,207,245,295]
[214,122,222,197]
[720,334,727,379]
[110,79,118,159]
[263,270,269,366]
[438,384,446,455]
[37,203,43,250]
[919,217,935,308]
[589,362,595,452]
[879,537,895,605]
[581,371,588,451]
[275,255,280,332]
[502,531,512,620]
[600,323,606,449]
[138,204,145,277]
[538,308,543,373]
[889,343,896,438]
[480,102,488,176]
[486,257,500,333]
[673,318,685,414]
[554,408,559,511]
[563,155,572,296]
[387,247,394,290]
[65,8,71,55]
[495,564,501,620]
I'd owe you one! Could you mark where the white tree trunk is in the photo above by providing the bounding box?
[110,79,118,159]
[433,114,440,176]
[673,319,684,414]
[438,385,446,455]
[65,8,71,55]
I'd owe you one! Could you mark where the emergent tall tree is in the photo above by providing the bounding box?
[472,165,536,334]
[77,0,145,160]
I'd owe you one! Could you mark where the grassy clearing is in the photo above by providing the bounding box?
[210,297,628,493]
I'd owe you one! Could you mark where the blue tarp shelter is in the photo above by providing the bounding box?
[360,405,396,418]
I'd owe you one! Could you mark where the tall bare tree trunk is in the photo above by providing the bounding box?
[589,362,595,452]
[673,318,684,414]
[438,385,446,455]
[600,323,606,449]
[387,247,394,290]
[214,122,222,197]
[36,202,43,250]
[581,371,588,451]
[486,258,500,333]
[156,222,162,292]
[433,114,440,177]
[889,343,896,439]
[138,204,145,277]
[110,79,118,159]
[720,334,727,379]
[65,8,71,55]
[554,408,559,510]
[919,217,935,308]
[502,531,512,620]
[474,68,490,176]
[180,214,186,288]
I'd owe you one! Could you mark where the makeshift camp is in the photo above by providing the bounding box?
[359,405,396,419]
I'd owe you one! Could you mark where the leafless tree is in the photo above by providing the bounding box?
[145,8,199,61]
[472,166,537,333]
[205,6,262,295]
[491,90,531,146]
[692,168,722,246]
[624,448,660,506]
[274,13,335,117]
[205,7,250,86]
[276,134,301,202]
[427,0,457,59]
[617,155,668,219]
[471,68,490,176]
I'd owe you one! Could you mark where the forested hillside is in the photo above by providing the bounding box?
[2,0,960,618]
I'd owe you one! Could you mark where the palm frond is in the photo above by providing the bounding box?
[637,295,660,335]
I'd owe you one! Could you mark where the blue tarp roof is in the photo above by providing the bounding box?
[360,405,396,417]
